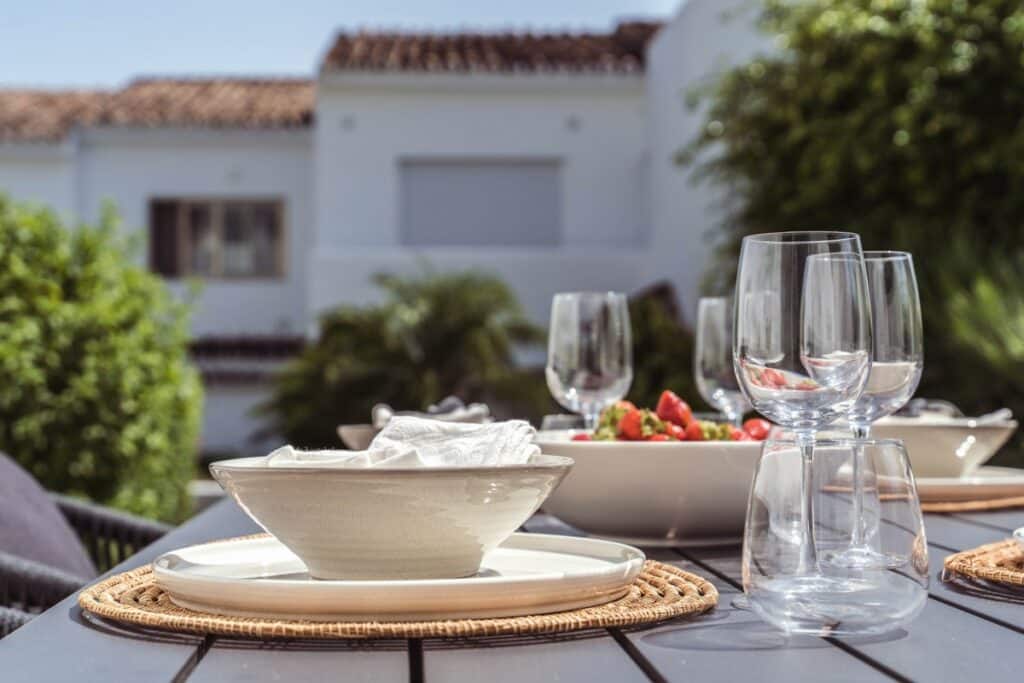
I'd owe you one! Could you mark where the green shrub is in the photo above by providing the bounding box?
[259,270,549,447]
[0,197,202,521]
[684,0,1024,466]
[626,285,703,412]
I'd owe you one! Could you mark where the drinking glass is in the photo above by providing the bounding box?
[743,439,929,636]
[546,292,633,430]
[840,251,923,566]
[695,297,751,426]
[734,232,871,585]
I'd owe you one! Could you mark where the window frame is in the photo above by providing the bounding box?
[148,197,287,281]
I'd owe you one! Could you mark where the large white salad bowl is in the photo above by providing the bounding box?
[537,437,762,544]
[209,454,573,580]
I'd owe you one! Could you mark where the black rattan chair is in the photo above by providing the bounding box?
[0,493,171,638]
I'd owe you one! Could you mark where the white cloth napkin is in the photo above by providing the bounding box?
[371,396,491,430]
[266,416,539,468]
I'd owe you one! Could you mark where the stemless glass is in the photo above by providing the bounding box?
[546,292,633,430]
[734,232,871,584]
[743,439,929,636]
[841,251,924,565]
[695,297,751,426]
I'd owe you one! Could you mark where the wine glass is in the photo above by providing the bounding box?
[695,297,751,426]
[734,232,871,592]
[836,251,923,567]
[546,292,633,430]
[744,438,928,636]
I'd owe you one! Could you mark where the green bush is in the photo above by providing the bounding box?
[626,285,703,412]
[0,197,202,521]
[684,0,1024,466]
[259,270,549,447]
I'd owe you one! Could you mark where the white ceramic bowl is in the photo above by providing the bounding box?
[210,455,573,580]
[870,416,1018,478]
[537,438,763,544]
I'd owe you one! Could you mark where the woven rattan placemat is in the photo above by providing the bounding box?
[922,496,1024,513]
[943,539,1024,588]
[79,560,718,640]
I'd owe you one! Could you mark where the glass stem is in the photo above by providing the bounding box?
[583,411,599,431]
[850,423,871,546]
[794,430,818,575]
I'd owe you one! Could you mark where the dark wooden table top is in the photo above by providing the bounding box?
[2,500,1023,682]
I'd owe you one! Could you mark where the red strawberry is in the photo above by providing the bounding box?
[665,423,686,441]
[656,390,694,427]
[619,409,645,440]
[685,422,705,441]
[743,418,771,441]
[571,433,592,441]
[646,434,671,442]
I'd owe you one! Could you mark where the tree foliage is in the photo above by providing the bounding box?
[260,270,550,447]
[0,197,202,520]
[685,0,1024,465]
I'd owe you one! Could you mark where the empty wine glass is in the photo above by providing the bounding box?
[546,292,633,430]
[695,297,751,426]
[744,438,928,636]
[834,251,923,568]
[734,232,872,595]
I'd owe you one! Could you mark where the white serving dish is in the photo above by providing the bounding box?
[871,416,1018,478]
[536,438,763,544]
[153,533,644,621]
[915,466,1024,503]
[209,454,572,580]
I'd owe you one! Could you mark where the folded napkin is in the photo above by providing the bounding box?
[371,396,491,430]
[266,416,539,468]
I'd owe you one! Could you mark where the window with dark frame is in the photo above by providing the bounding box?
[148,199,284,278]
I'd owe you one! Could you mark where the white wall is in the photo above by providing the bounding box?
[75,128,313,337]
[0,144,77,217]
[647,0,770,322]
[311,74,653,323]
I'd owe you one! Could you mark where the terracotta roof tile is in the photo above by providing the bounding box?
[0,90,109,143]
[103,78,314,130]
[323,21,662,74]
[0,78,314,143]
[0,21,661,143]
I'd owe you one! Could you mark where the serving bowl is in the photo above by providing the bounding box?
[537,437,762,544]
[870,416,1018,478]
[210,454,572,580]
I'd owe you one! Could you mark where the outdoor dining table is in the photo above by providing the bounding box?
[2,498,1022,682]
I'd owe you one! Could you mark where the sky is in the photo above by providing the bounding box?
[0,0,681,88]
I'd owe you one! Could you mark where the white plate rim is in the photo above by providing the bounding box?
[153,532,645,592]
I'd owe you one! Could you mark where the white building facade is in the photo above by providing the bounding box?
[0,1,762,453]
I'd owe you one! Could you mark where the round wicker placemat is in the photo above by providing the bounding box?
[922,496,1024,513]
[943,539,1024,588]
[78,560,718,640]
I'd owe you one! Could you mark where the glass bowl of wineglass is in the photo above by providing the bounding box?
[545,292,633,431]
[695,297,751,426]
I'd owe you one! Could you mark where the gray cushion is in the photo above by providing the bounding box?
[0,453,95,579]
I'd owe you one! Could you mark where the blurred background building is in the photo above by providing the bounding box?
[0,0,757,452]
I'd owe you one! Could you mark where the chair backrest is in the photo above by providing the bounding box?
[0,453,95,579]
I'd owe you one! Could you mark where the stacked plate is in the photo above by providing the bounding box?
[153,533,646,622]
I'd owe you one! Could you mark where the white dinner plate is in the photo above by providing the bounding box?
[153,533,645,621]
[916,466,1024,503]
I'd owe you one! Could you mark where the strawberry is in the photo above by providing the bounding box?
[730,426,744,441]
[571,433,592,441]
[655,390,694,427]
[646,434,671,442]
[619,409,645,440]
[743,418,771,441]
[685,421,704,441]
[665,423,686,441]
